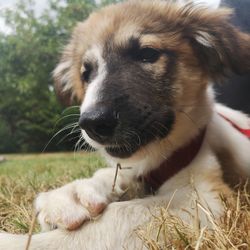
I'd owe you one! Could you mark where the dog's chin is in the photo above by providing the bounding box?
[105,145,139,159]
[82,130,138,158]
[82,113,175,159]
[82,122,174,159]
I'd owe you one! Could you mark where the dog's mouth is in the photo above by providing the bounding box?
[105,144,138,158]
[82,110,176,159]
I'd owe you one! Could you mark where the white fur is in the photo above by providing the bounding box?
[208,106,250,175]
[195,31,214,48]
[80,46,107,149]
[193,0,221,9]
[80,46,107,114]
[216,103,250,129]
[177,0,221,9]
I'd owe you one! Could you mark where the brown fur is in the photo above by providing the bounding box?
[54,0,250,106]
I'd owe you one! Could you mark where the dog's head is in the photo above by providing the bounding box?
[54,1,250,159]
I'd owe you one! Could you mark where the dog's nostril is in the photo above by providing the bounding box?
[78,108,118,142]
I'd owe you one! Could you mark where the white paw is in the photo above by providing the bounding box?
[35,180,109,231]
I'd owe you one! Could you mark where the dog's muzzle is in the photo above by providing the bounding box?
[78,103,176,159]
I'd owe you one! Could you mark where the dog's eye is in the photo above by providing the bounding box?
[137,48,161,63]
[81,63,92,83]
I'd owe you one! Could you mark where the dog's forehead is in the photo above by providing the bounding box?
[82,2,178,55]
[84,18,142,56]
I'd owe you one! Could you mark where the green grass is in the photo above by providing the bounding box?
[0,152,105,233]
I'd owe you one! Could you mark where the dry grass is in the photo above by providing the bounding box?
[137,184,250,249]
[0,152,105,234]
[0,153,249,249]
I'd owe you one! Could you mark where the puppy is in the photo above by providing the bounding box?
[1,1,250,249]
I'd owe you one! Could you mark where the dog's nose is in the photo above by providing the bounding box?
[79,107,118,142]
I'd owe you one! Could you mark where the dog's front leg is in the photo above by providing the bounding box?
[0,187,225,250]
[0,197,174,250]
[35,167,138,231]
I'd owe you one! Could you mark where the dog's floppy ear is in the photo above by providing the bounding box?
[53,22,86,106]
[185,6,250,80]
[53,41,75,106]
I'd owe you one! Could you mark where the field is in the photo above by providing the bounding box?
[0,153,249,249]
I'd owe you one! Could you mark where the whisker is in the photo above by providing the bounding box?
[68,134,82,142]
[79,140,89,151]
[151,122,173,149]
[62,106,80,114]
[56,127,81,146]
[43,122,79,152]
[74,136,84,154]
[54,114,80,128]
[179,110,198,128]
[129,130,142,146]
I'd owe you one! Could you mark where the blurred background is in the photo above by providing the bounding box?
[0,0,119,154]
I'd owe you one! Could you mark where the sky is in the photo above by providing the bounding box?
[0,0,49,33]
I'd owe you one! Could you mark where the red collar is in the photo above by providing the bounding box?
[141,128,207,193]
[141,112,250,193]
[218,113,250,139]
